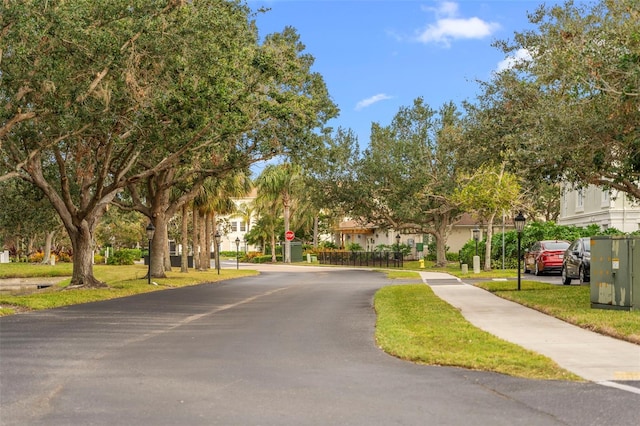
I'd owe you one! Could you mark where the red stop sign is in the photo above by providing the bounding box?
[285,230,295,241]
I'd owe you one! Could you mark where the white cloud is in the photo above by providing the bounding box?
[496,48,532,72]
[355,94,393,111]
[416,1,500,47]
[424,1,459,18]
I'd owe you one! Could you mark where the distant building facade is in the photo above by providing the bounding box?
[558,185,640,233]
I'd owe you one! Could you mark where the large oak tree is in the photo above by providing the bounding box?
[327,98,464,267]
[1,0,337,286]
[497,0,640,200]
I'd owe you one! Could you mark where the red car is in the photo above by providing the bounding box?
[524,240,570,276]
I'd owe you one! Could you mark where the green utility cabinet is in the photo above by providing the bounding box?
[590,236,640,311]
[289,241,303,263]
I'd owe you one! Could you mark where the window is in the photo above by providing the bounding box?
[576,188,584,212]
[231,222,238,232]
[601,189,610,207]
[240,221,246,232]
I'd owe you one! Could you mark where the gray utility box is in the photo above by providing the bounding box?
[590,236,640,311]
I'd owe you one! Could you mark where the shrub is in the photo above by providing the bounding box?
[318,241,338,250]
[55,252,72,262]
[28,252,45,263]
[446,252,459,262]
[94,254,105,264]
[107,249,141,265]
[345,242,363,251]
[458,221,626,269]
[425,241,449,262]
[251,255,283,263]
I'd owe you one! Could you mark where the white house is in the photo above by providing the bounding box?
[217,188,258,252]
[558,185,640,233]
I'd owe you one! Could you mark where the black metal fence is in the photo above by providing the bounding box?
[317,251,404,268]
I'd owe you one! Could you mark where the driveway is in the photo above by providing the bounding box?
[1,267,637,425]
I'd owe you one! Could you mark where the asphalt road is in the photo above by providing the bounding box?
[1,267,637,425]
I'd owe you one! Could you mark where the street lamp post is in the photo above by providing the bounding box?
[395,234,401,266]
[244,237,247,254]
[214,231,221,275]
[235,237,240,270]
[472,226,481,274]
[473,227,480,256]
[146,222,155,285]
[514,212,526,291]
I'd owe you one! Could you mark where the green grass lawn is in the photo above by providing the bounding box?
[0,263,257,315]
[386,262,640,344]
[473,280,640,344]
[374,284,581,380]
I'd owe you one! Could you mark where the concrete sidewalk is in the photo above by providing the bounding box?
[419,271,640,394]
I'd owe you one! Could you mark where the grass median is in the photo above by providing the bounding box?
[374,283,582,381]
[473,279,640,344]
[0,263,257,315]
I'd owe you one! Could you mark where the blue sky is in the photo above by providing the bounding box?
[247,0,565,145]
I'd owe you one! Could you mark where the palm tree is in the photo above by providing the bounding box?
[193,172,252,270]
[251,206,283,262]
[255,163,305,263]
[236,201,255,239]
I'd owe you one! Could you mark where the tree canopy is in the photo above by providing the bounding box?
[495,0,640,199]
[1,0,337,285]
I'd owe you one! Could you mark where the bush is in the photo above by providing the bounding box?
[446,252,459,263]
[425,241,449,262]
[54,251,72,262]
[251,254,283,263]
[107,249,141,265]
[94,254,105,264]
[318,241,338,250]
[458,221,626,270]
[28,252,45,263]
[345,242,363,251]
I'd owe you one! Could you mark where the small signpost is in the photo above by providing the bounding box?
[285,230,295,241]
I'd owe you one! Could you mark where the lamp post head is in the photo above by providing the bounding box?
[214,231,221,244]
[235,237,240,248]
[472,227,480,241]
[395,234,401,243]
[514,211,526,233]
[146,222,155,241]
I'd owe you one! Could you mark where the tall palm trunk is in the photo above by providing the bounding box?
[199,210,207,270]
[283,196,291,263]
[192,204,200,270]
[181,204,189,273]
[270,232,277,262]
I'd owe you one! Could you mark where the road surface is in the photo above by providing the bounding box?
[1,267,637,425]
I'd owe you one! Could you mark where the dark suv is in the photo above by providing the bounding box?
[561,237,591,285]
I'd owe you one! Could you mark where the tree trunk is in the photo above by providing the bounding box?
[283,196,291,263]
[433,214,451,267]
[163,225,172,272]
[67,222,106,288]
[484,212,497,271]
[204,212,212,270]
[150,214,168,279]
[199,210,207,270]
[313,215,319,248]
[181,204,189,273]
[40,230,56,265]
[192,205,200,270]
[270,232,277,262]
